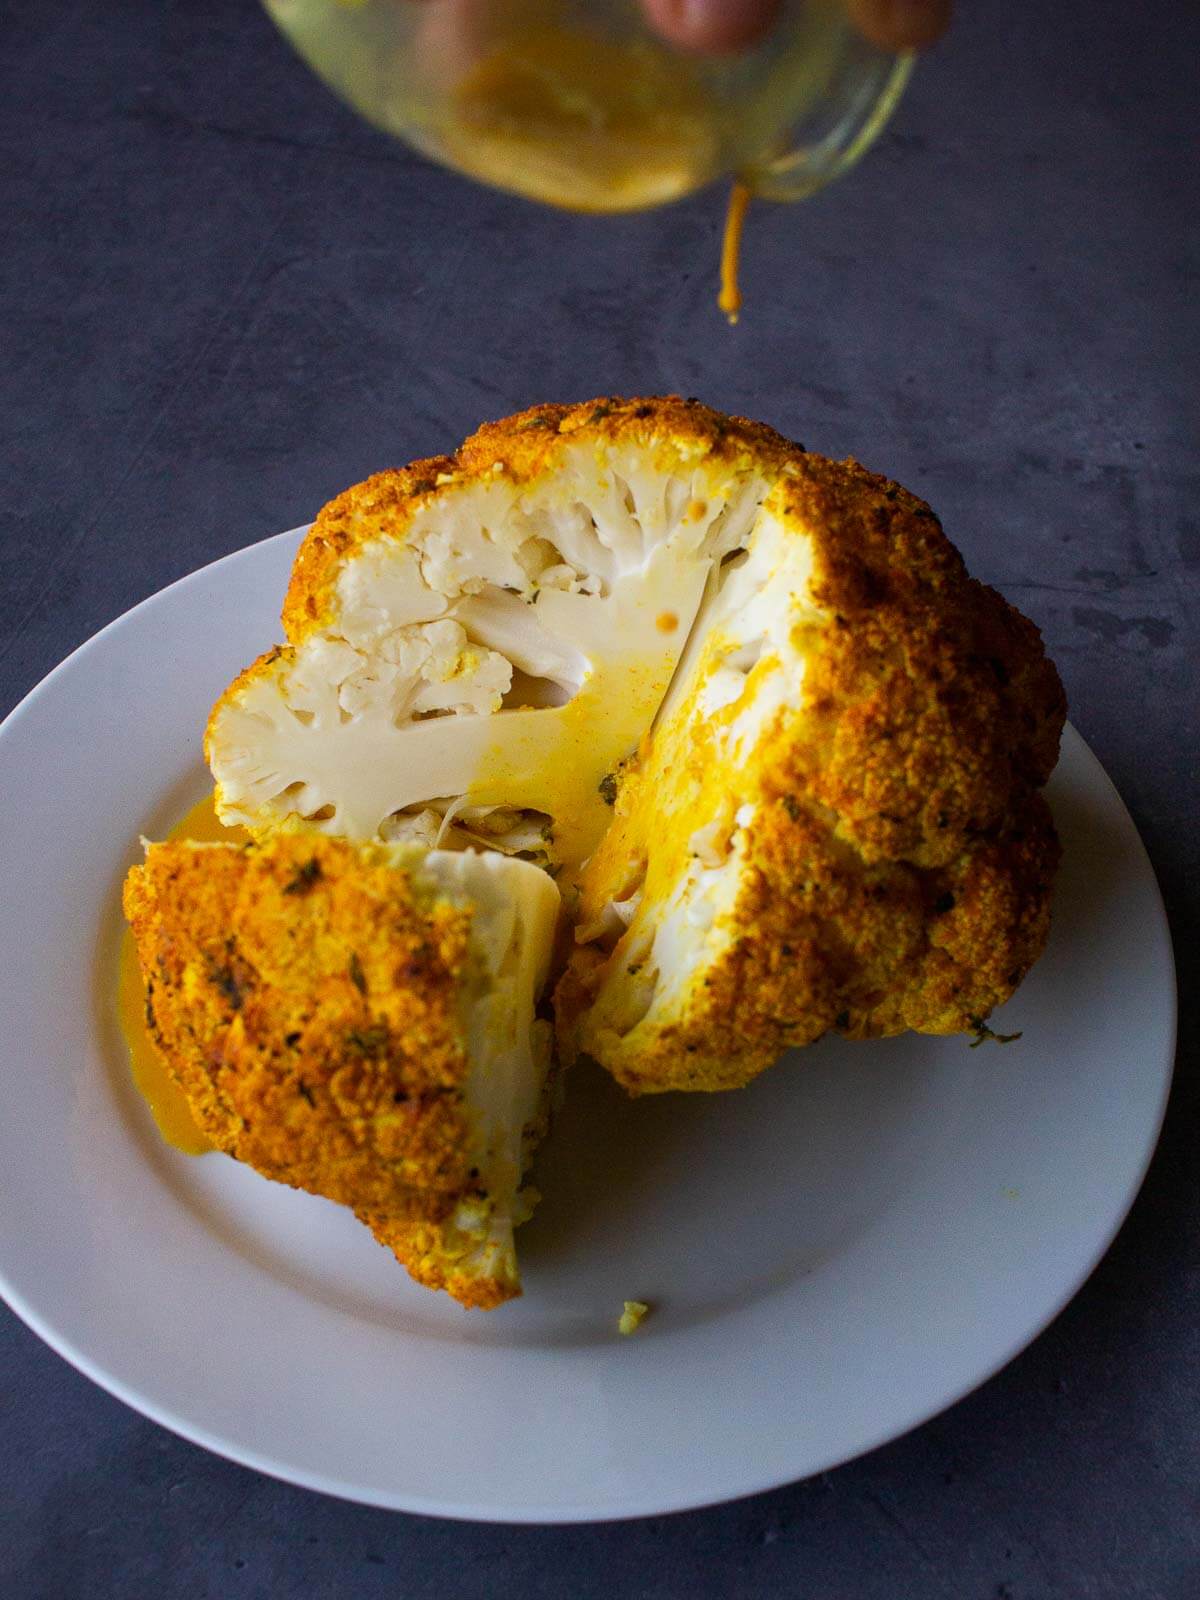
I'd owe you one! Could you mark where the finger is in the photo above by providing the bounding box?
[640,0,783,56]
[845,0,952,53]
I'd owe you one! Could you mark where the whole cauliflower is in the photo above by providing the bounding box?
[134,395,1064,1306]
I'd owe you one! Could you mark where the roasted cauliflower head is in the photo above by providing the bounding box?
[130,396,1065,1307]
[206,396,1063,1094]
[123,835,558,1307]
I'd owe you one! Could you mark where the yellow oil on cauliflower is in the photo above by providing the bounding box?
[129,396,1065,1309]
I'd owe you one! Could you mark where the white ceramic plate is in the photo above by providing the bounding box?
[0,530,1176,1523]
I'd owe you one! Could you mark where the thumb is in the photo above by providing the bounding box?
[639,0,783,55]
[846,0,952,51]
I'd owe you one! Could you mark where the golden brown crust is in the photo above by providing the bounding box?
[281,458,457,641]
[122,835,477,1215]
[203,645,289,776]
[597,793,1059,1095]
[359,1214,515,1311]
[777,456,1066,869]
[279,395,799,642]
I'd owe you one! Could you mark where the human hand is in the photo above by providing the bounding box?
[641,0,952,56]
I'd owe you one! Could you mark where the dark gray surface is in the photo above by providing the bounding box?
[2,0,1196,1593]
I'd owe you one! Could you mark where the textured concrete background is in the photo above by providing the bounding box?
[2,0,1196,1594]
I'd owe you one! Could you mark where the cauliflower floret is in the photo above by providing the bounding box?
[122,835,559,1308]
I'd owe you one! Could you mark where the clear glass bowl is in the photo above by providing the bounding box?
[264,0,911,211]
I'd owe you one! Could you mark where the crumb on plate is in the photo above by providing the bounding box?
[619,1299,651,1335]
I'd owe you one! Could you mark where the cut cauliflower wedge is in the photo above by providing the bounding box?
[206,400,776,882]
[122,834,559,1307]
[560,446,1065,1092]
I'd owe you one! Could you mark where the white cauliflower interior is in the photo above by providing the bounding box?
[579,507,826,1041]
[209,442,770,880]
[417,848,558,1291]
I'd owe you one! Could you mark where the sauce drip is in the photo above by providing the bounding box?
[118,792,246,1155]
[718,180,751,325]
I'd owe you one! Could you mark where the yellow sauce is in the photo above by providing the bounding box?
[465,671,671,876]
[118,792,246,1155]
[446,28,720,213]
[578,616,767,931]
[718,180,752,325]
[463,553,712,878]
